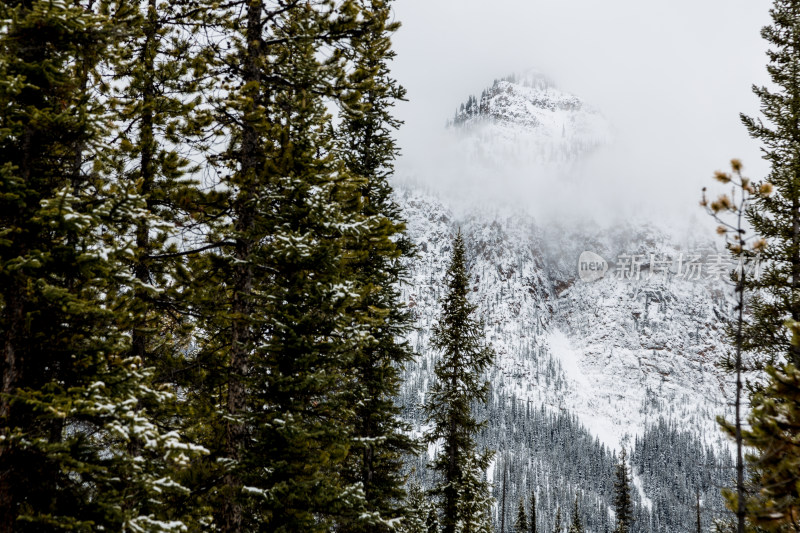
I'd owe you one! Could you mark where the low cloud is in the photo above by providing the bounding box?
[391,0,773,229]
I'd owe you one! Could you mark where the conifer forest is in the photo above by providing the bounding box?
[1,0,800,532]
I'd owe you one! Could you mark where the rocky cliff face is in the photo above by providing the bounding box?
[397,73,738,531]
[397,187,733,451]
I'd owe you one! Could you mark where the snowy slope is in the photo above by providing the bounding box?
[397,72,737,530]
[397,188,734,451]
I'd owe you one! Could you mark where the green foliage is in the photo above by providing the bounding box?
[553,506,562,533]
[568,497,583,533]
[733,0,800,529]
[403,484,432,533]
[428,508,441,533]
[0,0,414,530]
[335,1,419,530]
[0,1,204,531]
[613,449,633,533]
[515,498,529,533]
[741,361,800,530]
[182,0,414,530]
[453,452,493,533]
[424,231,495,533]
[741,0,800,370]
[101,0,217,526]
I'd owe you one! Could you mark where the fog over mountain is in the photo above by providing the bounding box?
[384,4,785,529]
[394,68,749,530]
[391,0,772,222]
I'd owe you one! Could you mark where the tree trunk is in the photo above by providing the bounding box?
[131,0,158,364]
[221,1,262,529]
[0,289,23,533]
[696,490,702,533]
[501,463,507,533]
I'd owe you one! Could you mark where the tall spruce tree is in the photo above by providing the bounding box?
[613,449,633,533]
[553,507,562,533]
[424,231,495,533]
[733,0,800,528]
[741,0,800,369]
[530,492,538,533]
[515,498,529,533]
[0,0,202,530]
[335,0,419,530]
[568,497,584,533]
[101,0,217,525]
[188,1,383,530]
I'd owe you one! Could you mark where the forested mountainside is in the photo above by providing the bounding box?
[396,187,736,531]
[397,72,740,531]
[3,0,797,530]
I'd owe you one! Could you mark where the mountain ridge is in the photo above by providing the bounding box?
[396,71,739,530]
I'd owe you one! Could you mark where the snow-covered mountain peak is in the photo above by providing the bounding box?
[398,73,737,532]
[447,71,612,168]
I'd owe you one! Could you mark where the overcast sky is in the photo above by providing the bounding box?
[389,0,774,223]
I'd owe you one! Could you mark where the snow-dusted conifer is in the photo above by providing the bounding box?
[102,0,217,525]
[515,498,529,532]
[404,484,431,532]
[613,449,633,533]
[731,0,800,528]
[553,506,563,533]
[188,1,371,530]
[454,452,493,533]
[529,491,538,533]
[428,508,441,533]
[0,1,204,530]
[568,497,584,533]
[424,231,495,533]
[335,0,420,530]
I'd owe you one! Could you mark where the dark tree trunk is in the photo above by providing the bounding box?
[220,1,262,530]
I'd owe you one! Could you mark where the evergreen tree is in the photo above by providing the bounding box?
[424,231,495,533]
[187,1,371,530]
[102,0,217,524]
[553,506,563,533]
[568,497,584,533]
[0,0,202,530]
[105,0,212,370]
[515,498,529,532]
[733,0,800,528]
[530,491,538,533]
[696,490,702,533]
[500,462,508,533]
[335,0,419,530]
[741,0,800,370]
[403,484,430,533]
[454,453,493,533]
[428,508,441,533]
[613,449,633,533]
[742,335,800,530]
